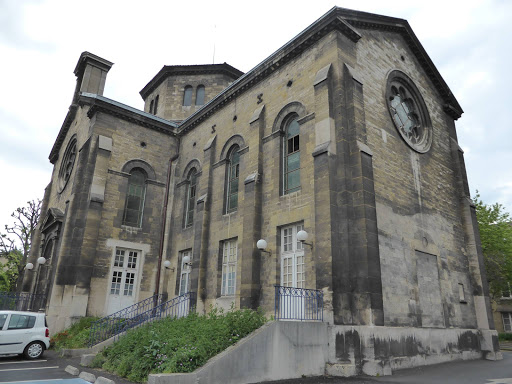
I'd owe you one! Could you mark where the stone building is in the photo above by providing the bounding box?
[23,6,500,376]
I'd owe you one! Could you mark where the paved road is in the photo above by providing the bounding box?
[261,352,512,384]
[0,350,135,384]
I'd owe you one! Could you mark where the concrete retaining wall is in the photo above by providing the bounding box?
[148,321,329,384]
[328,325,501,376]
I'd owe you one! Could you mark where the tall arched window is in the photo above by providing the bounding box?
[283,115,300,194]
[183,85,193,106]
[149,100,154,114]
[185,169,197,227]
[154,95,159,114]
[123,169,147,227]
[226,146,240,213]
[195,85,205,106]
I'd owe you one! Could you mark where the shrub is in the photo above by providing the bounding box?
[499,332,512,341]
[96,308,267,383]
[50,317,98,350]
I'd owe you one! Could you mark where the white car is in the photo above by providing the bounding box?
[0,310,50,359]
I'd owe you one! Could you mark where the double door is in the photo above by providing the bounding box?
[280,224,305,319]
[107,248,140,315]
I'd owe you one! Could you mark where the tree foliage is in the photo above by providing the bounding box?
[474,192,512,299]
[0,199,41,292]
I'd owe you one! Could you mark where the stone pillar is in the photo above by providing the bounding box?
[194,136,216,312]
[312,64,337,321]
[239,106,265,309]
[333,64,383,326]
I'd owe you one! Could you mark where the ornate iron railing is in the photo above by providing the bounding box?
[89,292,194,346]
[274,285,323,321]
[0,292,46,312]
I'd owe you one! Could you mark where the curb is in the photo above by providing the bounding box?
[65,365,116,384]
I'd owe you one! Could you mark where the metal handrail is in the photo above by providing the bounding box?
[274,285,323,321]
[88,294,162,346]
[0,292,46,312]
[88,292,194,346]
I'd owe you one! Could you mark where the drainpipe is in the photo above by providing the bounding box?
[154,154,179,307]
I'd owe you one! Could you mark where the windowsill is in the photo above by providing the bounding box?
[459,300,468,304]
[281,189,302,198]
[121,225,142,233]
[223,210,238,217]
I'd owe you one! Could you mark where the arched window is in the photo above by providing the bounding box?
[154,95,159,115]
[283,115,300,194]
[183,85,193,106]
[149,100,154,114]
[185,169,197,227]
[226,146,240,213]
[123,169,147,227]
[195,85,205,106]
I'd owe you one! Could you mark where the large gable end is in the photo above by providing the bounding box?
[335,7,463,120]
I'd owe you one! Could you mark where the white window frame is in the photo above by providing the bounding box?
[503,312,512,332]
[280,223,305,288]
[179,250,192,296]
[221,239,237,296]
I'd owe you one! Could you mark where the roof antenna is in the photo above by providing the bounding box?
[212,24,216,64]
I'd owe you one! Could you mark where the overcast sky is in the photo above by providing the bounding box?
[1,0,511,232]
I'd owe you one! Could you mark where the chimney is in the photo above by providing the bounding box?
[72,52,113,103]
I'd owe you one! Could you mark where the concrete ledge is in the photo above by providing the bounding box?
[60,348,90,358]
[148,321,329,384]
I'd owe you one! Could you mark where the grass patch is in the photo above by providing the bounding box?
[499,332,512,341]
[93,307,267,383]
[50,317,98,350]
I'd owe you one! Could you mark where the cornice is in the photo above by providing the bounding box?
[140,63,244,100]
[341,11,463,119]
[49,104,79,164]
[177,13,362,135]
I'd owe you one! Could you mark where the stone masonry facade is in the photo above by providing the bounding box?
[23,7,501,377]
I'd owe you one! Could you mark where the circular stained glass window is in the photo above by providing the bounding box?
[386,71,432,153]
[58,137,77,192]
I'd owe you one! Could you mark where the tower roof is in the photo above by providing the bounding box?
[139,63,244,100]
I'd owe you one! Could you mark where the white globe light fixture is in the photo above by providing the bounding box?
[297,230,313,249]
[256,239,271,255]
[25,262,34,270]
[182,255,191,266]
[37,257,47,265]
[163,260,172,269]
[256,239,267,251]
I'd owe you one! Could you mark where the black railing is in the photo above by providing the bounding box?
[274,285,323,321]
[89,292,194,346]
[0,292,46,312]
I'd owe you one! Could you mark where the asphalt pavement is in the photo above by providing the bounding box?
[0,349,136,384]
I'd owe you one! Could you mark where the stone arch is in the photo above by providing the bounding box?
[272,101,307,133]
[181,158,202,180]
[220,134,246,161]
[121,159,156,180]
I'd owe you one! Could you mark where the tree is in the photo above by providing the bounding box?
[0,199,42,292]
[474,192,512,299]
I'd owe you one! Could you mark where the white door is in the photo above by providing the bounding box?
[177,250,191,317]
[107,249,140,315]
[280,224,305,319]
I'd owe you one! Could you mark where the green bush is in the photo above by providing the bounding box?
[499,332,512,341]
[95,308,267,383]
[50,317,98,350]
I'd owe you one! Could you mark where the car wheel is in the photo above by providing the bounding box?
[23,341,44,359]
